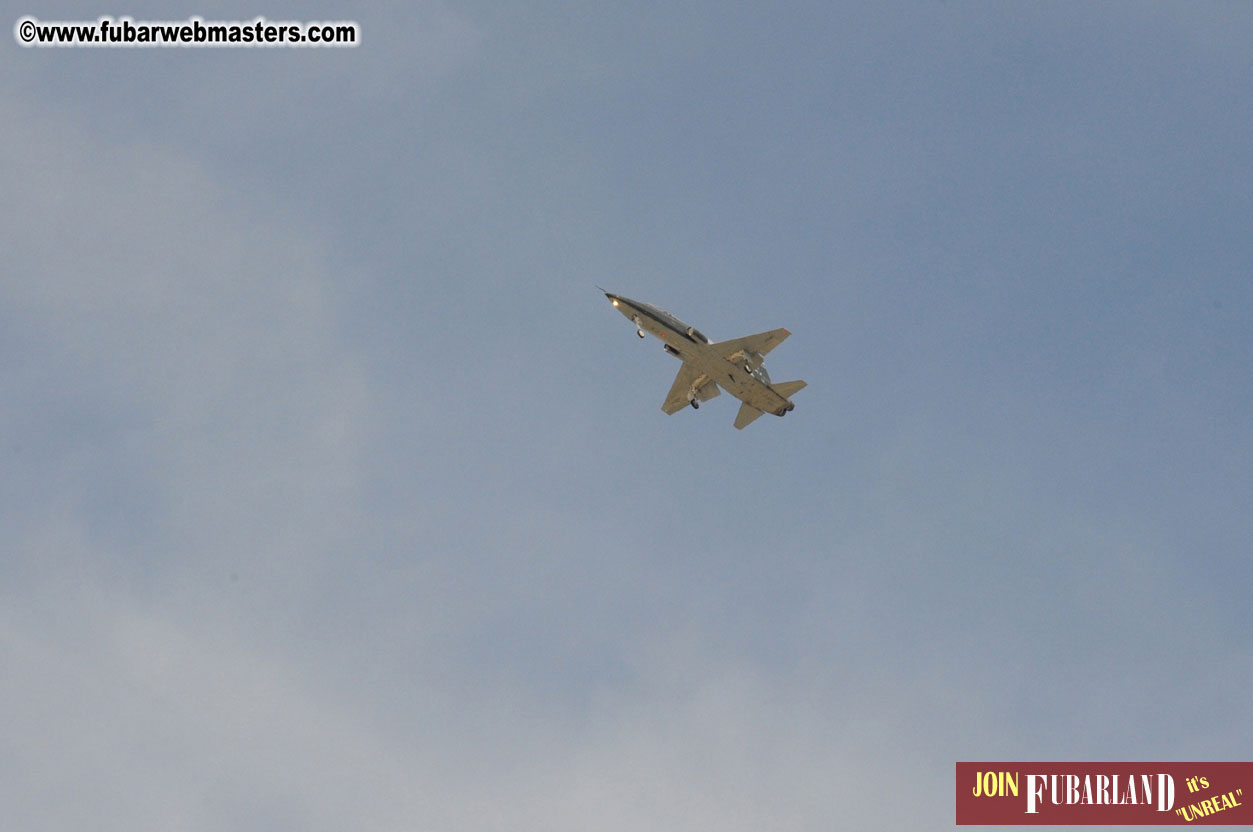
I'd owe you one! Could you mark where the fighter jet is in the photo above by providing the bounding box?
[603,291,806,429]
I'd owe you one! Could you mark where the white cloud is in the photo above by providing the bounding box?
[0,91,397,830]
[1,87,370,585]
[2,4,1249,829]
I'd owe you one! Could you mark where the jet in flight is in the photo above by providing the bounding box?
[603,291,806,429]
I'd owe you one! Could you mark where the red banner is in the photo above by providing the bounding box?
[956,762,1253,825]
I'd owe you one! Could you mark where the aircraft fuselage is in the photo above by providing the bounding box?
[606,292,796,417]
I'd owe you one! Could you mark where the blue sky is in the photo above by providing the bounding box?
[2,2,1250,829]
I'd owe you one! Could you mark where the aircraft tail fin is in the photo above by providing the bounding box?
[734,402,765,430]
[772,379,807,400]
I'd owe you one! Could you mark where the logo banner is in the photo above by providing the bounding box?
[956,762,1253,825]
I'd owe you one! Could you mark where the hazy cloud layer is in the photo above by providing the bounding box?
[3,2,1250,830]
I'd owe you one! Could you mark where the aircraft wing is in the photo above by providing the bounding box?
[662,362,720,414]
[711,328,791,361]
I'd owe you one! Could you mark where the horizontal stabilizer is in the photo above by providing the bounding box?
[734,402,764,430]
[772,379,807,400]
